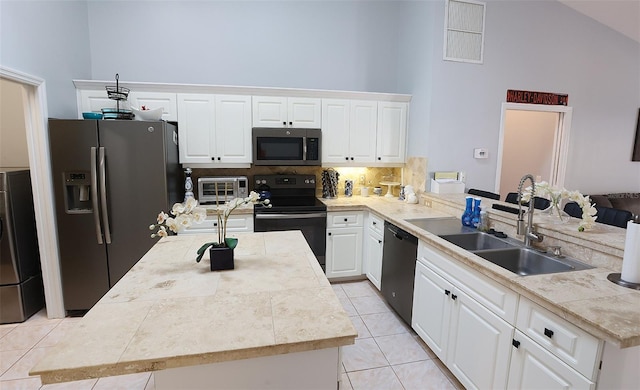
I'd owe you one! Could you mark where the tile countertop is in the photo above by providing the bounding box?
[320,194,640,348]
[30,231,357,384]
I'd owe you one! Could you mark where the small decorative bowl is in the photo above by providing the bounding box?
[82,112,103,120]
[131,106,163,121]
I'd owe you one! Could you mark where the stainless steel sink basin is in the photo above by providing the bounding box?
[439,233,515,251]
[473,247,593,276]
[405,217,473,236]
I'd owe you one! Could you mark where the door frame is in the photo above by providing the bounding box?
[1,66,65,318]
[495,103,573,194]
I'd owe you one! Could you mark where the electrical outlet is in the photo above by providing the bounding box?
[359,175,366,185]
[424,199,432,208]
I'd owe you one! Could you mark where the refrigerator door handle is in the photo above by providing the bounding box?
[90,147,104,244]
[98,147,112,244]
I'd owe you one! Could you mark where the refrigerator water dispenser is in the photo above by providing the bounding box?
[63,172,92,213]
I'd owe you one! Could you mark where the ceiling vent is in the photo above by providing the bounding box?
[444,0,486,64]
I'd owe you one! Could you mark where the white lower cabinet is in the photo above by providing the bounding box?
[413,260,513,389]
[363,213,384,289]
[325,211,364,279]
[508,330,595,389]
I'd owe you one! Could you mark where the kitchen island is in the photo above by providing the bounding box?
[30,231,357,388]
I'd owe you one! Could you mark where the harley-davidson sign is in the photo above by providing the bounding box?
[506,90,568,106]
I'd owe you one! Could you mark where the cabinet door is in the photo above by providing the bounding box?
[412,261,452,362]
[78,89,117,116]
[349,100,377,163]
[215,95,252,164]
[321,99,350,164]
[447,288,513,390]
[177,94,216,164]
[364,230,383,290]
[508,331,595,390]
[376,102,407,163]
[252,96,287,127]
[325,227,363,279]
[288,97,321,128]
[128,91,178,121]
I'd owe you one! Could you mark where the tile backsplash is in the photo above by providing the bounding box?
[189,166,402,197]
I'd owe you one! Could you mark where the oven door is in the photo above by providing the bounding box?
[254,211,327,270]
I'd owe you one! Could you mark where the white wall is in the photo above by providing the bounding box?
[398,0,640,195]
[87,0,401,93]
[0,0,92,118]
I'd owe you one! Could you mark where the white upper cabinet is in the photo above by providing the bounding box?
[177,94,252,166]
[214,95,252,164]
[252,96,321,128]
[128,91,178,121]
[376,102,407,164]
[78,89,118,116]
[322,99,377,165]
[177,94,216,164]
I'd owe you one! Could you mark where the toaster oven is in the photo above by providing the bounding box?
[197,176,248,205]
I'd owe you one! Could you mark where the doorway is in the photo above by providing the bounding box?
[1,66,65,318]
[495,103,572,198]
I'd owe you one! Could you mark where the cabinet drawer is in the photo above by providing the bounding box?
[328,211,364,228]
[516,297,602,380]
[368,213,384,236]
[418,241,518,324]
[179,215,254,235]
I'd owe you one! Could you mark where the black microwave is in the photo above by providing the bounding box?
[252,128,321,166]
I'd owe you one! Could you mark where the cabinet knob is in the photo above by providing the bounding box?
[377,157,381,160]
[289,121,292,126]
[345,157,349,161]
[217,157,221,161]
[544,328,554,338]
[444,289,450,296]
[283,121,287,125]
[372,221,377,225]
[512,339,521,348]
[328,232,332,236]
[211,157,215,161]
[378,240,382,244]
[213,222,218,227]
[350,157,354,160]
[451,294,458,301]
[344,218,348,222]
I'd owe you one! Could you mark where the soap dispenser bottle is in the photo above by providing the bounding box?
[461,196,473,227]
[472,202,482,228]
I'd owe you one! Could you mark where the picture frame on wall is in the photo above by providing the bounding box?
[634,108,640,161]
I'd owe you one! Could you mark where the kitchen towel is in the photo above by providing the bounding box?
[621,221,640,284]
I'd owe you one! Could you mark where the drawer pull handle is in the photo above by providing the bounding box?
[544,328,554,338]
[444,289,450,296]
[512,339,521,348]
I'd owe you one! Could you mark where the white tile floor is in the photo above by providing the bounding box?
[0,280,461,390]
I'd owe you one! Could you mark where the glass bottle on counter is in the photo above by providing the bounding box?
[461,196,473,227]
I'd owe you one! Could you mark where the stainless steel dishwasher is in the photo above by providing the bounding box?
[381,221,418,325]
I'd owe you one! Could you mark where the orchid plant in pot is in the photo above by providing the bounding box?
[521,181,597,231]
[149,197,206,238]
[195,191,271,270]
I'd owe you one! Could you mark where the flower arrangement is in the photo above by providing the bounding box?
[522,181,597,231]
[195,191,271,263]
[150,197,206,237]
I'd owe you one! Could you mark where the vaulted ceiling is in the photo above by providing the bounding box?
[559,0,640,43]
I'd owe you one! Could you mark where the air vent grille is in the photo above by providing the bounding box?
[444,0,486,64]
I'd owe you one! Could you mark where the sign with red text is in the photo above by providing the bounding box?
[506,90,568,106]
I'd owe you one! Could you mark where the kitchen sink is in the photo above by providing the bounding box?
[439,232,516,251]
[405,217,474,236]
[473,247,593,276]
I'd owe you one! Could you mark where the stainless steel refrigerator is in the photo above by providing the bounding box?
[48,119,181,313]
[0,168,45,323]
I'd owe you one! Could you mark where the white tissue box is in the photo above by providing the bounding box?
[431,179,465,194]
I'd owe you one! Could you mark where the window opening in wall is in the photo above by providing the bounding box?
[444,0,486,64]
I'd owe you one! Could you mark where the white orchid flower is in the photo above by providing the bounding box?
[175,214,192,231]
[164,217,178,233]
[172,202,186,215]
[183,197,198,213]
[156,211,169,224]
[156,225,168,237]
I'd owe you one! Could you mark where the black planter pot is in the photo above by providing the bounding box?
[210,246,234,271]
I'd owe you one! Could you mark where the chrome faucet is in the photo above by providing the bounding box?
[517,174,544,247]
